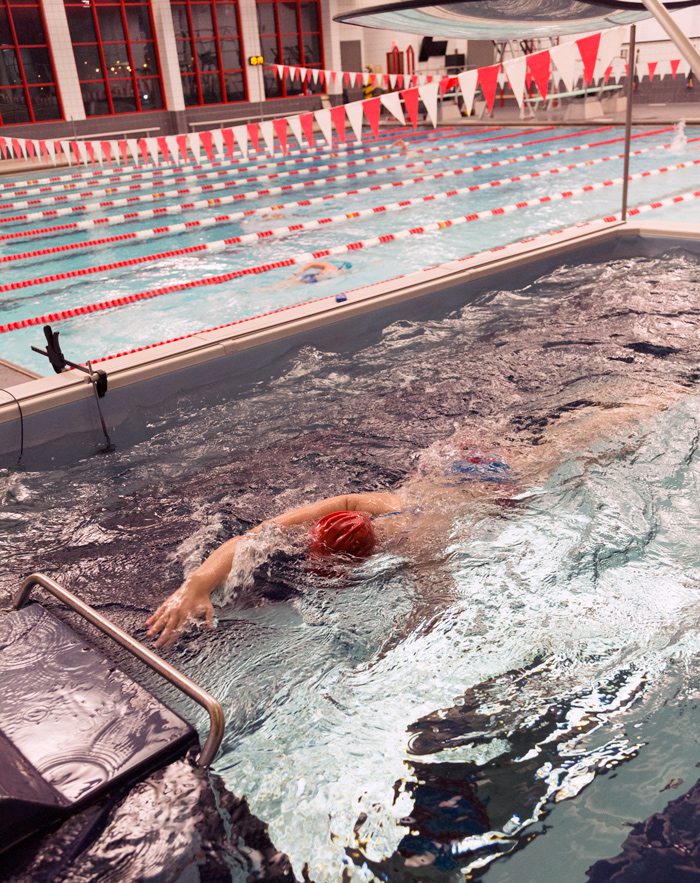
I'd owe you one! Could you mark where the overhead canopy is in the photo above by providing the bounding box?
[335,0,696,39]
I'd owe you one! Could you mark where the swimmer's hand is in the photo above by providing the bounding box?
[145,581,214,648]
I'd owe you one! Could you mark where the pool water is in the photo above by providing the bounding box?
[1,248,699,880]
[0,123,699,373]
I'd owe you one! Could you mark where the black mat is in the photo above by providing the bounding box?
[0,603,196,852]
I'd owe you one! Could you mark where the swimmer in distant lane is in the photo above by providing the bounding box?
[293,260,352,284]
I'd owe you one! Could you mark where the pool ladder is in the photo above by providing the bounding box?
[14,572,225,767]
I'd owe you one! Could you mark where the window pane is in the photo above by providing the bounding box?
[302,32,320,65]
[0,7,13,45]
[0,87,30,123]
[110,77,136,111]
[299,2,318,32]
[219,39,239,70]
[0,47,21,85]
[260,35,278,65]
[130,41,156,74]
[171,5,190,39]
[20,46,52,82]
[66,6,97,44]
[81,79,109,115]
[278,1,297,33]
[97,6,126,43]
[125,5,152,41]
[29,84,60,119]
[200,72,220,103]
[74,44,102,80]
[176,39,194,71]
[189,4,213,38]
[281,34,299,65]
[11,6,47,44]
[215,4,238,39]
[103,42,130,77]
[136,76,161,108]
[181,72,199,104]
[223,70,243,101]
[256,2,275,35]
[196,40,217,71]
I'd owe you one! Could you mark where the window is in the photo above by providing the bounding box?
[65,0,163,116]
[0,0,60,125]
[172,0,247,107]
[257,0,323,99]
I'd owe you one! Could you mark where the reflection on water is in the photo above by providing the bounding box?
[2,251,700,880]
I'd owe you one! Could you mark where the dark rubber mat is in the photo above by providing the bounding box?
[0,603,196,851]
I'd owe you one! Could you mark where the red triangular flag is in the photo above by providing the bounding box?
[401,87,419,128]
[647,61,657,79]
[318,70,326,88]
[300,112,315,147]
[330,104,346,142]
[396,74,404,89]
[222,127,235,159]
[305,68,313,84]
[118,139,129,164]
[85,141,96,164]
[604,65,613,84]
[199,130,214,161]
[71,141,81,163]
[246,122,260,154]
[138,138,149,164]
[477,63,501,114]
[39,140,49,159]
[25,140,36,158]
[330,70,337,85]
[526,50,550,101]
[0,137,6,158]
[273,118,288,155]
[282,65,289,81]
[576,32,601,85]
[176,134,189,162]
[101,140,113,163]
[343,71,351,87]
[156,136,170,162]
[362,97,381,138]
[670,58,681,78]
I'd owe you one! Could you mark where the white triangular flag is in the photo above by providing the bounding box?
[503,56,527,109]
[233,125,248,159]
[147,137,160,165]
[550,40,579,91]
[77,140,88,165]
[187,131,202,162]
[211,128,224,159]
[418,81,439,126]
[380,91,405,124]
[45,139,56,162]
[311,68,319,84]
[287,114,304,150]
[165,134,179,163]
[389,73,397,89]
[596,26,624,81]
[457,69,478,115]
[314,107,333,146]
[345,101,364,142]
[259,119,275,154]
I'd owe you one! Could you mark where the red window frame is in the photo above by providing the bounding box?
[257,0,324,99]
[0,0,63,126]
[172,0,248,108]
[65,0,165,117]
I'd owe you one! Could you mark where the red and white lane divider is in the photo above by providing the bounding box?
[0,128,681,252]
[3,182,699,341]
[0,126,650,231]
[0,125,465,195]
[1,157,698,308]
[0,125,561,213]
[0,125,490,201]
[5,138,696,266]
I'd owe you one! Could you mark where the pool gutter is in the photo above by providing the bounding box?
[1,219,699,465]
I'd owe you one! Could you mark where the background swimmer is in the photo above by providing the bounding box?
[293,260,352,284]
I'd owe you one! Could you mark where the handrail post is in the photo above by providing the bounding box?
[14,573,225,767]
[621,24,636,222]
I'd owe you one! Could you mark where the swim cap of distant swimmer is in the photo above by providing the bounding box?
[309,510,377,558]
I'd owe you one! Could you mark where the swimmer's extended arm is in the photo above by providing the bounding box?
[145,491,400,647]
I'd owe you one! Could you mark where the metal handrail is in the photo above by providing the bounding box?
[14,572,225,767]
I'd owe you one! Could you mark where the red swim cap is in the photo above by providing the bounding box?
[309,510,377,558]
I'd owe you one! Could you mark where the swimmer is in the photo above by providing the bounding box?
[146,389,673,648]
[293,260,351,284]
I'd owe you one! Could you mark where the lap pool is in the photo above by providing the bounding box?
[1,122,699,374]
[1,228,699,879]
